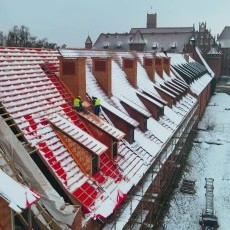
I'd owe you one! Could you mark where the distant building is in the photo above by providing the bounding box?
[92,11,222,77]
[194,22,215,55]
[93,12,194,53]
[206,47,222,79]
[217,26,230,76]
[93,12,216,57]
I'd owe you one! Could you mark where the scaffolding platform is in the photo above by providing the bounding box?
[180,179,196,194]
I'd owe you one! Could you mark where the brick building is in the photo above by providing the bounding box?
[0,47,214,229]
[217,26,230,76]
[92,11,222,78]
[194,22,215,55]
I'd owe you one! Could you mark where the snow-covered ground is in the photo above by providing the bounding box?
[163,92,230,230]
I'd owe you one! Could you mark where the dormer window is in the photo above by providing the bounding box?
[117,41,122,49]
[103,42,109,49]
[170,42,177,50]
[152,42,158,50]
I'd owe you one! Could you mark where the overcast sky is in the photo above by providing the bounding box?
[0,0,229,48]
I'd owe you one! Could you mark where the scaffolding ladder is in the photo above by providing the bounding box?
[199,178,219,229]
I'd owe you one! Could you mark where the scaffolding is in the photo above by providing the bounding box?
[0,141,66,229]
[199,178,219,229]
[103,101,199,229]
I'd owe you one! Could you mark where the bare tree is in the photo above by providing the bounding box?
[4,25,66,49]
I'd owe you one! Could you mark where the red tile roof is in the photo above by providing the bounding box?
[0,47,147,219]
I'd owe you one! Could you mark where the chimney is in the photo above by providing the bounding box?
[155,57,163,78]
[59,57,86,99]
[143,57,155,81]
[122,57,137,87]
[163,57,171,76]
[92,57,112,97]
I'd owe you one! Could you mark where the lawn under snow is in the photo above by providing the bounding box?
[163,92,230,230]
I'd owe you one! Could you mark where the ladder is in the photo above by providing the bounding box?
[205,178,214,215]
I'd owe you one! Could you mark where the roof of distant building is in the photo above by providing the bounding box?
[218,26,230,40]
[93,31,192,52]
[217,26,230,48]
[130,27,194,34]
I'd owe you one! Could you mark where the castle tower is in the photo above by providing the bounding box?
[147,12,157,28]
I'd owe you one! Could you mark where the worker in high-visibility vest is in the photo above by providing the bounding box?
[92,96,101,116]
[74,96,84,112]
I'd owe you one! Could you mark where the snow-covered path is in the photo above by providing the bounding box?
[163,92,230,230]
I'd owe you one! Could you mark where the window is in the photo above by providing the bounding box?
[117,42,122,49]
[152,42,158,50]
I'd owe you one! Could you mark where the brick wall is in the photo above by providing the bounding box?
[122,58,137,87]
[59,57,86,99]
[163,57,171,76]
[92,58,112,97]
[206,55,222,79]
[121,101,148,132]
[0,197,12,230]
[143,57,155,81]
[155,57,163,77]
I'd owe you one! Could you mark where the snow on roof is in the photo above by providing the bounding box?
[147,118,171,142]
[134,130,161,156]
[136,61,161,97]
[0,47,209,223]
[190,73,212,95]
[0,169,41,213]
[49,114,108,155]
[167,53,187,66]
[141,89,167,105]
[101,100,139,127]
[195,47,215,77]
[154,72,165,85]
[218,39,230,48]
[153,83,176,98]
[136,91,164,108]
[111,60,151,111]
[59,49,115,59]
[78,112,125,140]
[118,95,152,117]
[164,106,182,125]
[207,47,221,55]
